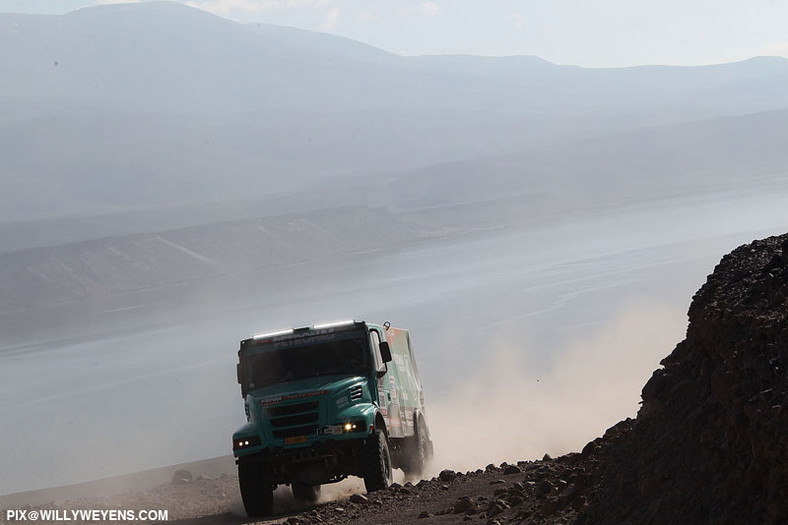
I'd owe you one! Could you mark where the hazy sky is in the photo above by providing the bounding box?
[1,0,788,67]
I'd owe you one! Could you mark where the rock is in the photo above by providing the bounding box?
[535,480,554,497]
[503,465,522,475]
[581,440,600,457]
[542,453,552,461]
[486,499,510,517]
[418,510,432,519]
[489,479,506,485]
[349,493,368,504]
[559,453,582,465]
[170,469,192,485]
[454,496,478,514]
[541,498,561,516]
[507,495,524,507]
[439,469,457,482]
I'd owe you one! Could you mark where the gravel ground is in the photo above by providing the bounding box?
[1,458,588,525]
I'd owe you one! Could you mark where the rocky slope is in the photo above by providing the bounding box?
[574,233,788,524]
[3,233,786,524]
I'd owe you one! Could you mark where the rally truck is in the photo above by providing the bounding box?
[232,319,433,517]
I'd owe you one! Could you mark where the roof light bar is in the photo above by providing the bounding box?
[313,319,356,330]
[252,328,294,340]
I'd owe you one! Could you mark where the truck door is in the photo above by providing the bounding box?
[370,329,402,438]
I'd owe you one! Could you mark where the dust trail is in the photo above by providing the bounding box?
[250,471,407,514]
[425,300,686,474]
[315,469,407,502]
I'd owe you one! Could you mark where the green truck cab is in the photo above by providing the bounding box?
[232,320,433,516]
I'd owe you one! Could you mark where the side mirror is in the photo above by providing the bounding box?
[379,341,392,363]
[237,363,248,398]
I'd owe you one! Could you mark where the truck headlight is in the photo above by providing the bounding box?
[342,420,366,433]
[233,435,261,450]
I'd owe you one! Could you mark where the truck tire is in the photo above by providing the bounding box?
[401,417,431,478]
[292,482,321,503]
[363,428,393,492]
[238,459,274,517]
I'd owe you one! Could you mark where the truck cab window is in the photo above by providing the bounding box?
[247,337,366,389]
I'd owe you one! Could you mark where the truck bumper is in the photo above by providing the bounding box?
[237,437,368,485]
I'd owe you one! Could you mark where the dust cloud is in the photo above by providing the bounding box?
[424,300,687,475]
[255,472,407,513]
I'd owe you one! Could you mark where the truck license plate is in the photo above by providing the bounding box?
[320,425,343,436]
[285,435,307,445]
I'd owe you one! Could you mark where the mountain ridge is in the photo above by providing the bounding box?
[0,206,433,313]
[3,1,788,111]
[2,0,788,236]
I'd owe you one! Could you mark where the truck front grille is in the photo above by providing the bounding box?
[269,412,318,427]
[272,425,320,439]
[267,402,318,417]
[266,400,321,440]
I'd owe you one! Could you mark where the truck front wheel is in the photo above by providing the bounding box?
[292,482,321,503]
[363,428,393,492]
[238,459,274,517]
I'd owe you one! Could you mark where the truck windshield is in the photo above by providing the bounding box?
[246,337,368,390]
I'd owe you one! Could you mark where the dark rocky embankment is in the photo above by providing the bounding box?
[575,233,788,524]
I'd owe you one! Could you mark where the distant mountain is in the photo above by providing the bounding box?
[0,107,613,225]
[0,1,394,111]
[346,108,788,215]
[1,1,788,230]
[3,2,788,114]
[0,206,429,313]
